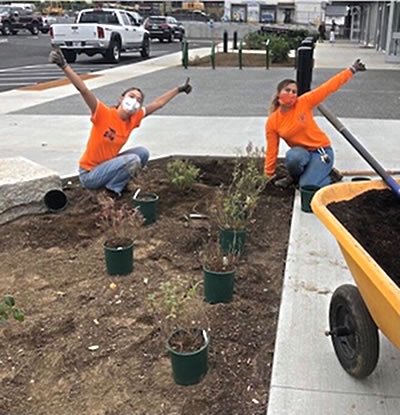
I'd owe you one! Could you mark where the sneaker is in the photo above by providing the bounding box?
[330,168,343,183]
[274,175,297,189]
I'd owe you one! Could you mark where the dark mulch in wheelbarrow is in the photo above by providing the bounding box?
[328,188,400,286]
[0,158,293,415]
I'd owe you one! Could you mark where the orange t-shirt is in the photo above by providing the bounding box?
[79,101,146,171]
[264,68,353,176]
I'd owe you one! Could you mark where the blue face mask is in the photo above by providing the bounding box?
[122,96,141,112]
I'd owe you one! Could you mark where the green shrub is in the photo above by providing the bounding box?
[0,295,24,322]
[167,159,200,191]
[243,32,291,62]
[243,31,269,50]
[284,29,311,49]
[215,142,267,230]
[269,36,291,62]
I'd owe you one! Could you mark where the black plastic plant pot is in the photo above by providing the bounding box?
[104,241,133,276]
[44,189,68,212]
[203,267,235,304]
[166,329,209,386]
[132,192,159,225]
[219,228,247,256]
[300,185,320,213]
[351,177,371,182]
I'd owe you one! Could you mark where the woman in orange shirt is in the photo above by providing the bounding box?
[264,59,366,189]
[49,48,192,197]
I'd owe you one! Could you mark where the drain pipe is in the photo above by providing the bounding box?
[44,189,68,212]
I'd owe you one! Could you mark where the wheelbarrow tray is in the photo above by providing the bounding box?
[311,180,400,348]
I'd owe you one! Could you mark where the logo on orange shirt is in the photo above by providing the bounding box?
[104,128,116,141]
[298,113,306,123]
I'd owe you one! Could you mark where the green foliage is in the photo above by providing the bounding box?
[243,31,269,50]
[243,32,291,62]
[148,280,200,321]
[0,295,24,322]
[243,28,318,62]
[167,159,200,191]
[215,142,268,230]
[284,29,315,49]
[147,278,206,338]
[268,36,291,63]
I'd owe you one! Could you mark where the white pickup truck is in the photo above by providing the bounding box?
[50,8,150,63]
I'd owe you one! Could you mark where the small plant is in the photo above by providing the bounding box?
[166,159,200,191]
[0,295,24,322]
[215,142,268,230]
[97,194,143,247]
[147,277,207,351]
[201,241,237,272]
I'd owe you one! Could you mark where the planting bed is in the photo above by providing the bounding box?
[190,52,295,68]
[0,158,293,415]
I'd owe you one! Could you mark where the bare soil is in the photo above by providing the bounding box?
[0,158,293,415]
[190,52,295,68]
[328,188,400,286]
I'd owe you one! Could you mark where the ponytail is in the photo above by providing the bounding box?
[269,94,280,114]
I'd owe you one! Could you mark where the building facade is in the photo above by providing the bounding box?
[100,0,399,61]
[222,0,400,62]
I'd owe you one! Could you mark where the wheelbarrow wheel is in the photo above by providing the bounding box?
[329,284,379,378]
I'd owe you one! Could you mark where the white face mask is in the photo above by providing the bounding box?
[121,96,141,113]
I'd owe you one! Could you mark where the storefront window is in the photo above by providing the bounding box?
[259,6,275,23]
[231,4,247,22]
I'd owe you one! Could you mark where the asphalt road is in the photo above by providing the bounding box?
[17,66,400,120]
[0,33,207,92]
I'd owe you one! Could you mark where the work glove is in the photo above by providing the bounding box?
[178,77,192,94]
[350,58,366,73]
[49,47,67,69]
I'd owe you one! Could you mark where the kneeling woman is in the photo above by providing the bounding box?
[49,48,192,197]
[264,59,366,188]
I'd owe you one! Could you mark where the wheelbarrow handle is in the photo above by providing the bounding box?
[318,104,400,198]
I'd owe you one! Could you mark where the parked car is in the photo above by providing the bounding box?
[0,5,47,35]
[144,16,185,42]
[50,8,150,63]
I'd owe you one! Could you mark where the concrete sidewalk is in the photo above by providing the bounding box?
[1,41,400,414]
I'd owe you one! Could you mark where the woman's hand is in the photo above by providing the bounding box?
[178,78,192,94]
[350,59,366,73]
[48,48,67,69]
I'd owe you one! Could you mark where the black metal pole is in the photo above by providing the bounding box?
[223,30,228,53]
[318,103,400,197]
[233,31,238,50]
[296,46,313,96]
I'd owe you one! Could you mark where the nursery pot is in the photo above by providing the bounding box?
[351,177,371,182]
[219,228,247,256]
[132,192,159,225]
[104,240,133,276]
[166,329,209,386]
[300,185,320,213]
[44,189,68,212]
[203,267,235,304]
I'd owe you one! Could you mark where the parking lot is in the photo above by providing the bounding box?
[0,31,206,92]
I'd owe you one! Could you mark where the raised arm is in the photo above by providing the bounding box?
[302,59,366,108]
[144,78,192,116]
[48,48,97,114]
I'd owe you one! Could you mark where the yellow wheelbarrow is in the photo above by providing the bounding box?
[311,180,400,378]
